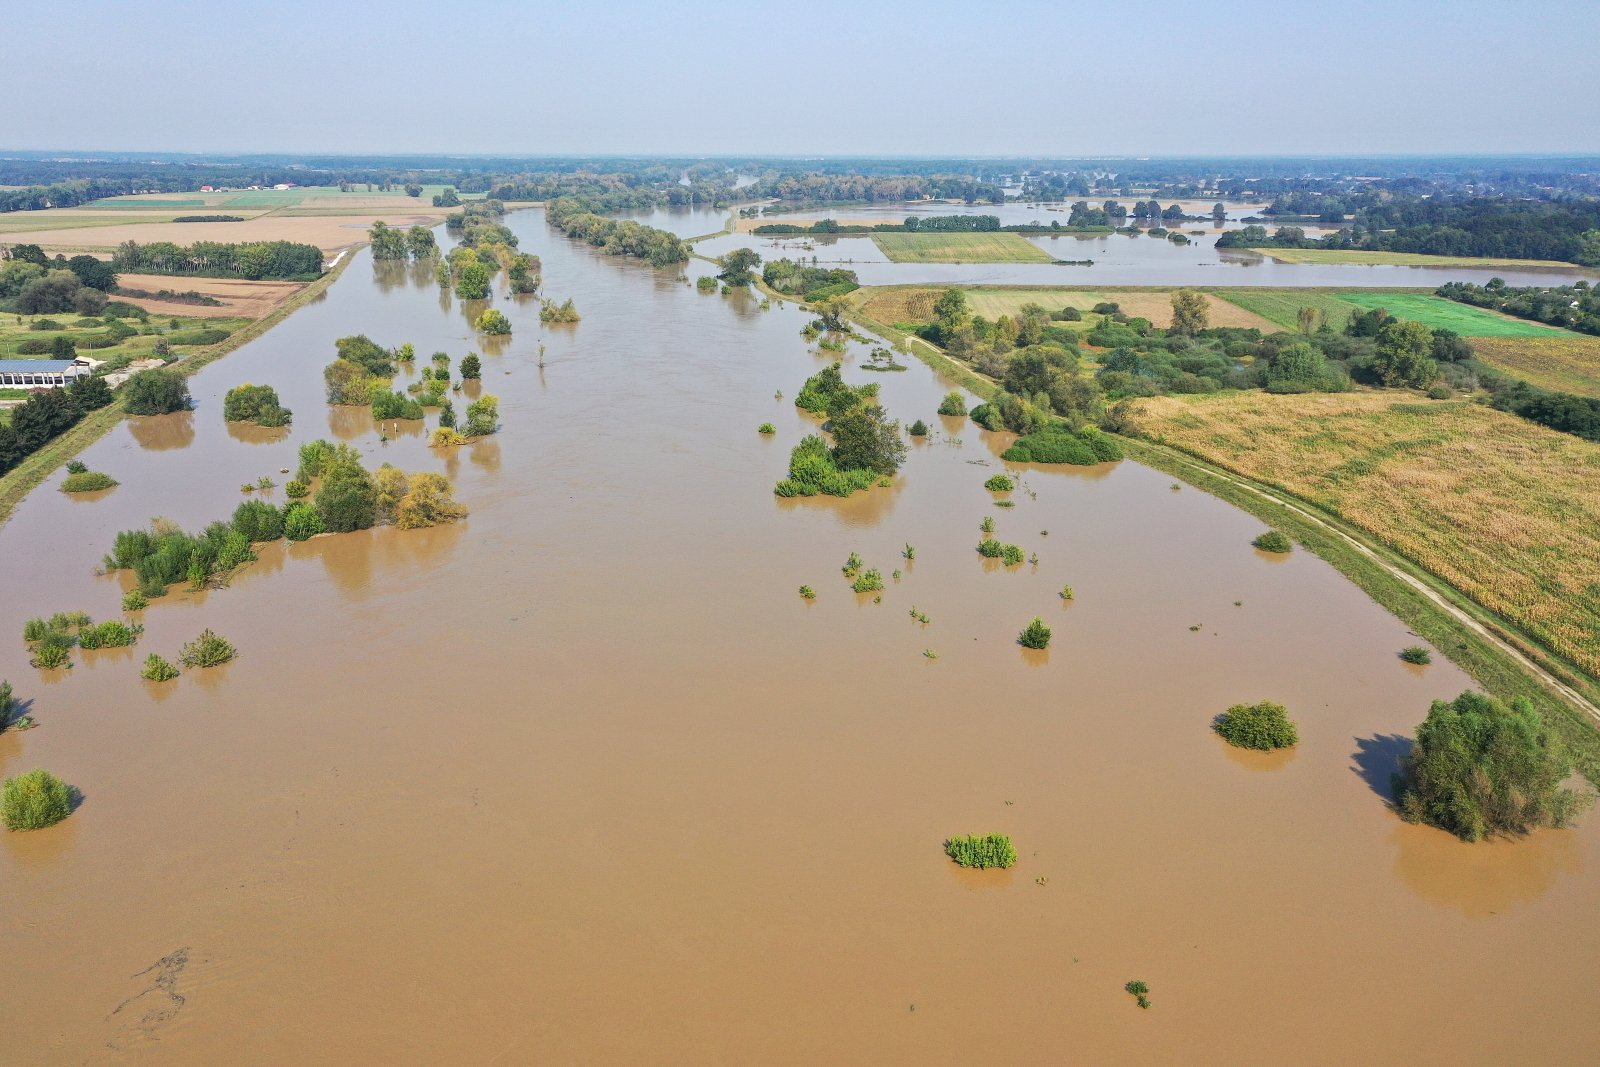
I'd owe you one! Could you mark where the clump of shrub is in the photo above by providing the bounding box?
[852,568,884,594]
[76,620,142,650]
[285,479,309,499]
[1001,427,1122,465]
[1252,530,1292,553]
[61,469,118,493]
[793,362,878,418]
[369,383,426,420]
[799,585,815,599]
[908,419,928,437]
[121,589,147,612]
[283,502,325,541]
[979,516,994,534]
[123,368,191,415]
[944,833,1017,869]
[1060,585,1074,600]
[475,308,512,335]
[539,297,580,323]
[0,681,30,732]
[984,473,1015,492]
[222,383,292,427]
[430,427,467,448]
[937,391,967,417]
[1213,700,1298,750]
[696,276,717,293]
[1399,646,1432,665]
[1125,980,1151,1009]
[2,769,74,831]
[463,393,499,437]
[1394,691,1591,841]
[141,654,180,682]
[1018,617,1052,649]
[179,629,235,668]
[758,423,776,435]
[460,354,481,379]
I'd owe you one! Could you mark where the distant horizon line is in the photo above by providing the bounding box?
[4,149,1600,164]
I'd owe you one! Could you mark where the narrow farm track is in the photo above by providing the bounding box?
[1143,444,1600,727]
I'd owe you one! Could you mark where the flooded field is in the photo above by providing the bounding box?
[691,202,1597,289]
[2,209,1598,1064]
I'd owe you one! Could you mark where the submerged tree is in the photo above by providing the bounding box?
[1395,691,1591,841]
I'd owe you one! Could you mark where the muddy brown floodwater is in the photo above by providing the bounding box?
[2,209,1598,1065]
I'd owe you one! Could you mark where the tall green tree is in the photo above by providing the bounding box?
[1372,319,1438,387]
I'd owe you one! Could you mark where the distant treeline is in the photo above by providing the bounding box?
[744,173,1005,205]
[1224,199,1600,265]
[1440,280,1600,336]
[0,178,168,213]
[111,240,324,280]
[171,215,244,223]
[545,198,689,267]
[1479,369,1600,442]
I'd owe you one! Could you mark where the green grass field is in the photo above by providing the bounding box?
[1216,291,1360,332]
[1339,293,1558,337]
[872,232,1054,264]
[1251,247,1582,270]
[0,313,251,367]
[81,198,207,210]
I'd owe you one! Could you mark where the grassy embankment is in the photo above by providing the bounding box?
[0,313,251,363]
[845,289,1600,782]
[1247,247,1586,270]
[0,248,359,529]
[871,232,1054,264]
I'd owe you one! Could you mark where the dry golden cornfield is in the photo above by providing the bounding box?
[1133,391,1600,678]
[1469,336,1600,398]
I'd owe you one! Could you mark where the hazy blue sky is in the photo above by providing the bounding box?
[7,0,1599,156]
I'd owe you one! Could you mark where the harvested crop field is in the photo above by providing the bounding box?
[854,285,1276,331]
[1250,247,1584,270]
[1469,335,1600,397]
[1109,291,1277,331]
[871,232,1054,263]
[114,274,306,319]
[1132,391,1600,679]
[1340,293,1559,337]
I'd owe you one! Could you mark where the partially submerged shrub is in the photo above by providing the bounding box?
[908,419,928,437]
[1252,530,1292,553]
[944,833,1017,869]
[1018,617,1052,649]
[842,552,863,577]
[140,654,179,682]
[285,479,309,499]
[1000,543,1025,566]
[121,589,148,612]
[2,769,74,831]
[1213,701,1298,750]
[758,423,776,435]
[984,473,1015,492]
[979,516,994,534]
[178,629,235,668]
[1125,980,1151,1009]
[62,470,118,493]
[799,585,816,599]
[76,620,142,650]
[1395,691,1591,840]
[283,502,325,541]
[1001,427,1122,465]
[976,538,1005,558]
[852,569,884,594]
[1400,646,1432,665]
[222,383,292,427]
[937,391,967,417]
[475,308,512,335]
[430,427,467,447]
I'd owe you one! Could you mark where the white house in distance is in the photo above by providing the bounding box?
[0,359,94,390]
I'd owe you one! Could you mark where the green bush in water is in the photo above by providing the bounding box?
[908,419,929,437]
[937,391,967,417]
[2,769,74,831]
[1213,700,1298,750]
[1001,427,1123,465]
[944,833,1017,869]
[1253,530,1292,553]
[1400,646,1432,665]
[1000,543,1025,566]
[62,470,118,493]
[76,620,142,650]
[179,628,235,668]
[1395,691,1591,841]
[141,654,180,682]
[984,473,1015,492]
[851,569,884,594]
[121,589,148,612]
[284,502,325,541]
[232,499,285,543]
[1018,617,1052,649]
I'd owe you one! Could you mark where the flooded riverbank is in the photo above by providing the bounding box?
[2,208,1597,1064]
